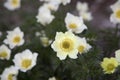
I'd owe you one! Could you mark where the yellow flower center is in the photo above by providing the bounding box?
[78,45,85,53]
[69,23,77,29]
[13,36,21,44]
[41,37,49,46]
[11,0,19,6]
[107,63,115,71]
[60,38,74,52]
[0,51,8,58]
[115,10,120,19]
[8,74,13,80]
[21,59,32,69]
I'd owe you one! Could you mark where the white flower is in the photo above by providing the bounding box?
[4,27,24,49]
[13,49,38,72]
[40,36,52,47]
[110,0,120,11]
[76,2,89,12]
[0,66,18,80]
[79,11,93,21]
[51,31,79,60]
[77,37,91,54]
[115,49,120,64]
[60,0,71,5]
[0,45,11,60]
[4,0,21,11]
[36,7,55,26]
[76,1,93,21]
[110,11,120,24]
[40,0,60,3]
[110,0,120,24]
[65,13,87,34]
[42,2,60,12]
[48,77,56,80]
[40,0,70,5]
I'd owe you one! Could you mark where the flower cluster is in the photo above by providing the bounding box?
[76,1,93,21]
[0,27,38,80]
[36,0,71,26]
[51,12,91,60]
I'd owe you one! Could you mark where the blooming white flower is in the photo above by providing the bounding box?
[4,0,21,11]
[40,0,71,5]
[65,13,87,33]
[76,2,89,12]
[115,49,120,64]
[51,31,79,60]
[4,27,24,49]
[0,45,11,60]
[77,37,91,54]
[36,7,55,26]
[13,49,38,72]
[110,0,120,24]
[40,0,60,3]
[0,66,18,80]
[79,11,92,21]
[60,0,71,5]
[48,77,56,80]
[76,1,93,21]
[110,0,120,11]
[40,36,52,47]
[42,2,60,11]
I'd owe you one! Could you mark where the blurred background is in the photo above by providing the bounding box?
[0,0,120,80]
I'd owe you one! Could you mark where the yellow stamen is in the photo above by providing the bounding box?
[0,51,8,58]
[11,0,18,6]
[107,63,115,71]
[13,36,21,44]
[8,74,13,80]
[69,23,77,29]
[78,45,85,53]
[21,59,32,69]
[115,10,120,19]
[60,38,74,52]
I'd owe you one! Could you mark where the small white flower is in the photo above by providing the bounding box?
[40,0,60,3]
[76,2,89,12]
[110,0,120,11]
[51,31,79,60]
[35,32,41,37]
[4,0,21,11]
[13,49,38,72]
[40,36,52,47]
[0,66,18,80]
[0,44,11,60]
[110,0,120,24]
[36,7,55,26]
[40,0,70,5]
[4,27,24,49]
[79,11,93,21]
[65,13,87,34]
[110,11,120,24]
[60,0,71,5]
[42,2,60,11]
[77,37,91,54]
[115,49,120,64]
[48,77,56,80]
